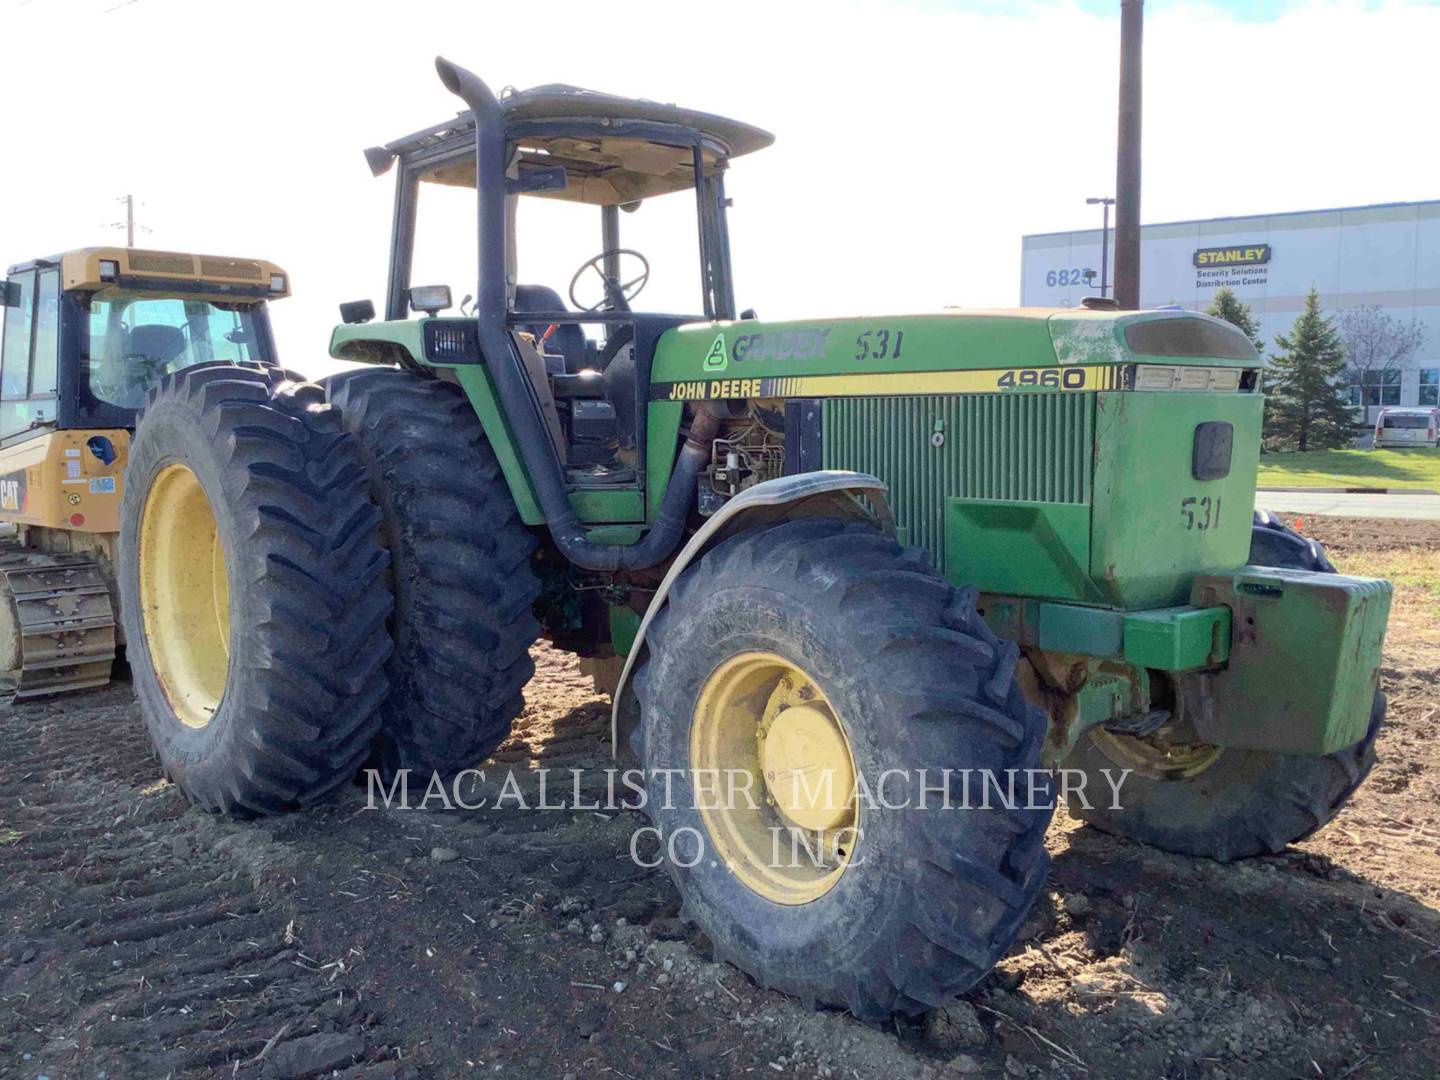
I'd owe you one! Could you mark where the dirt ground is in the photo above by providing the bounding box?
[2,516,1438,1079]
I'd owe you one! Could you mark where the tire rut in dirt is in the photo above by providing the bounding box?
[633,518,1053,1020]
[327,368,541,781]
[119,364,392,817]
[0,693,376,1077]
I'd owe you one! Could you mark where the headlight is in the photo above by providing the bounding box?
[99,259,120,281]
[269,273,287,293]
[408,284,453,315]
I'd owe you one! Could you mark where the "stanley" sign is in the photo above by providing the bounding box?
[1193,244,1271,268]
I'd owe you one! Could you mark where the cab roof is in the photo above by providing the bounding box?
[6,248,289,300]
[365,83,774,207]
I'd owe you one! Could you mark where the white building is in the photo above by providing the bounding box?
[1020,199,1440,416]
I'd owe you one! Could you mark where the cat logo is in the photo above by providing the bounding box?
[703,333,728,372]
[0,477,23,512]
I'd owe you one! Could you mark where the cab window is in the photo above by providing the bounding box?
[0,273,34,401]
[0,268,60,439]
[83,290,265,410]
[30,271,60,397]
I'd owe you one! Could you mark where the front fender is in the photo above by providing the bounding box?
[609,470,894,754]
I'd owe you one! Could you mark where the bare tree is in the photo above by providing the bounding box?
[1337,305,1426,410]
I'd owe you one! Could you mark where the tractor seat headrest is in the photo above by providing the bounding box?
[513,284,588,374]
[127,324,188,364]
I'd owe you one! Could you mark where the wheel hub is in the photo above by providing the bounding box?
[759,703,855,833]
[1089,728,1222,780]
[691,652,858,905]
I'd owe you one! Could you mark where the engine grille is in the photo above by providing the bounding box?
[822,392,1094,560]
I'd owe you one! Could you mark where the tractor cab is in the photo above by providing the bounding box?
[334,78,772,488]
[1,248,288,448]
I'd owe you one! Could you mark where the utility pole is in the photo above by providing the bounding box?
[1114,0,1143,309]
[1086,196,1115,297]
[107,194,150,247]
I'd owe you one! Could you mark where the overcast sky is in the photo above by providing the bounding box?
[2,0,1436,377]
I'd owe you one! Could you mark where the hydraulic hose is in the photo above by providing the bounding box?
[435,56,716,572]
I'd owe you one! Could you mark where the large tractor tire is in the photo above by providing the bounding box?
[1248,507,1336,570]
[1067,511,1383,861]
[118,364,393,817]
[327,369,541,780]
[632,518,1052,1020]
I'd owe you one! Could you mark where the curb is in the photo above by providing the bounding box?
[1256,487,1440,496]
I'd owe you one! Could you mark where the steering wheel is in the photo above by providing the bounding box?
[568,249,650,313]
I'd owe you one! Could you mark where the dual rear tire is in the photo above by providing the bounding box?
[326,369,541,781]
[121,365,539,815]
[120,365,393,815]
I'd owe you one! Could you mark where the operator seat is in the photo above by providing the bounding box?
[93,324,189,409]
[127,324,188,364]
[513,285,588,374]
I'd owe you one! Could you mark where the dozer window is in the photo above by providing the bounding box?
[31,270,60,398]
[83,290,265,410]
[0,268,60,439]
[0,274,35,401]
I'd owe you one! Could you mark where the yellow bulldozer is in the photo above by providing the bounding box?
[0,246,290,697]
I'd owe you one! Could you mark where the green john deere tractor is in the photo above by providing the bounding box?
[117,57,1390,1020]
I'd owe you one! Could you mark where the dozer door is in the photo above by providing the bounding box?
[0,266,61,446]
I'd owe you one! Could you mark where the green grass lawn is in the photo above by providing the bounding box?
[1344,547,1440,618]
[1257,447,1440,490]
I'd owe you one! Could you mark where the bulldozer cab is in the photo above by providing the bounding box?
[346,81,772,482]
[0,248,288,448]
[0,248,287,698]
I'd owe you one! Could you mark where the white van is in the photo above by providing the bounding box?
[1374,407,1440,448]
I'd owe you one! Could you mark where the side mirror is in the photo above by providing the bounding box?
[363,146,395,178]
[1,281,19,309]
[339,299,376,325]
[408,285,452,316]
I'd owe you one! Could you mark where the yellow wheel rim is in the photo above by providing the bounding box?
[138,464,231,729]
[1089,728,1222,780]
[691,652,858,905]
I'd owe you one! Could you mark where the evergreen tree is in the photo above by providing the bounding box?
[1205,288,1264,353]
[1265,288,1354,451]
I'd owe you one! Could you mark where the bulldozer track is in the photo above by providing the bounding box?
[0,543,116,700]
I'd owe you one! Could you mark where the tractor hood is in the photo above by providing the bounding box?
[648,309,1261,402]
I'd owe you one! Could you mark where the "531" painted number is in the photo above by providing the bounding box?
[854,328,905,362]
[1179,495,1223,531]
